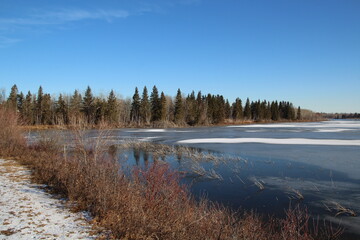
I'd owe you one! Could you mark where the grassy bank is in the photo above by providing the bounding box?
[0,106,342,240]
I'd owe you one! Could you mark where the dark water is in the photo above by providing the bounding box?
[27,120,360,238]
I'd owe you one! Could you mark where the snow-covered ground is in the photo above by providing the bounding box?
[0,159,99,240]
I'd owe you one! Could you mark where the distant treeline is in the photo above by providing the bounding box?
[323,113,360,119]
[2,84,304,127]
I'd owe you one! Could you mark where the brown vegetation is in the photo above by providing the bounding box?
[0,106,343,240]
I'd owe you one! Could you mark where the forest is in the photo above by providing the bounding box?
[2,84,302,127]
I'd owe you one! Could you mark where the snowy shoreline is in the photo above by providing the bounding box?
[0,159,98,240]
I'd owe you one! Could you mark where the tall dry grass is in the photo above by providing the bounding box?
[0,106,343,240]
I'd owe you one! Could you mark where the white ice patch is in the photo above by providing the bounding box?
[127,129,166,133]
[228,121,360,130]
[177,138,360,146]
[315,128,353,133]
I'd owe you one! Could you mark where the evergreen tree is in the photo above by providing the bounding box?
[23,91,33,124]
[244,98,251,120]
[41,93,52,125]
[271,101,280,121]
[7,84,18,110]
[70,90,82,124]
[82,86,94,124]
[140,86,151,124]
[150,86,161,122]
[160,92,167,121]
[130,87,141,123]
[56,94,68,125]
[232,98,243,121]
[94,97,107,124]
[106,90,118,124]
[225,99,231,119]
[17,91,24,114]
[185,91,196,125]
[36,86,44,124]
[297,106,302,120]
[174,89,184,124]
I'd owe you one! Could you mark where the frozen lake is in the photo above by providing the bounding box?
[28,120,360,238]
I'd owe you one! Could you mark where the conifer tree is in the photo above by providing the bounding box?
[70,90,82,124]
[17,91,24,114]
[174,89,184,124]
[232,98,243,121]
[36,86,44,124]
[82,86,94,124]
[22,91,33,124]
[150,86,161,122]
[106,90,118,124]
[41,93,52,125]
[297,106,302,120]
[56,94,68,125]
[244,98,251,120]
[185,91,196,125]
[225,99,231,119]
[140,86,151,124]
[7,84,18,110]
[160,92,167,121]
[130,87,141,123]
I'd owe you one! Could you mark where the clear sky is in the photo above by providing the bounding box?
[0,0,359,113]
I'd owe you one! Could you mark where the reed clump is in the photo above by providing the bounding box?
[0,107,343,240]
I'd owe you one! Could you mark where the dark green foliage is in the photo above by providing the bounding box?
[185,91,196,125]
[297,106,302,120]
[22,91,33,124]
[94,98,107,124]
[244,98,251,120]
[41,94,52,125]
[17,91,24,114]
[36,86,43,124]
[7,84,18,110]
[174,89,184,124]
[106,90,118,124]
[70,90,82,124]
[130,87,141,123]
[150,86,161,122]
[160,92,167,121]
[140,86,151,124]
[82,86,94,124]
[56,94,68,125]
[232,98,243,121]
[225,100,231,119]
[5,84,301,127]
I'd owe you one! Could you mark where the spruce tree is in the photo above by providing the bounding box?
[232,98,243,121]
[244,98,251,120]
[36,86,44,124]
[297,106,302,120]
[56,94,68,125]
[174,89,184,124]
[23,91,33,124]
[70,90,82,124]
[160,92,167,121]
[82,86,94,124]
[130,87,141,123]
[150,86,161,122]
[106,90,118,124]
[140,86,151,124]
[7,84,18,110]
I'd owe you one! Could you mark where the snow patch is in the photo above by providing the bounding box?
[0,159,98,239]
[177,138,360,146]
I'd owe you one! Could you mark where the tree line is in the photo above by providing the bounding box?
[2,84,302,126]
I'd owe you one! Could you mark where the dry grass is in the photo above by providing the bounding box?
[0,106,344,240]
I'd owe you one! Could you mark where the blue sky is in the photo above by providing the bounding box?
[0,0,359,113]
